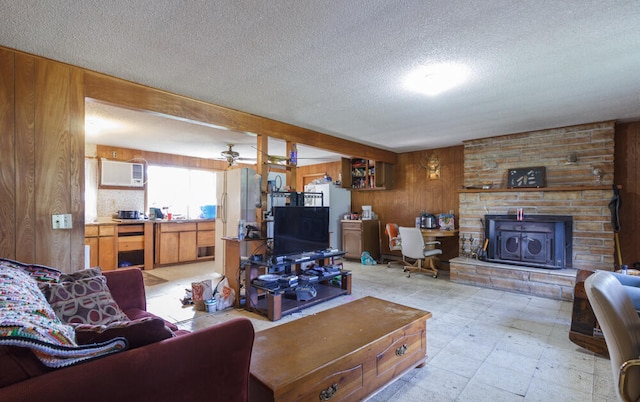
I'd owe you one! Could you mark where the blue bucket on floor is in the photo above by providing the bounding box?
[200,205,216,219]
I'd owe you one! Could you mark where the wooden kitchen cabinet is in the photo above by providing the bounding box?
[178,231,197,261]
[158,232,180,265]
[117,222,153,270]
[196,221,215,260]
[341,219,380,261]
[155,220,214,266]
[84,224,117,271]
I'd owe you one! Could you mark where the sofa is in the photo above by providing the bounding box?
[0,261,255,402]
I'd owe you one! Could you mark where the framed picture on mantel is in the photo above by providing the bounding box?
[507,166,546,188]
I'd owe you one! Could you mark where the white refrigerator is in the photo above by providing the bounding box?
[304,182,351,250]
[214,168,261,274]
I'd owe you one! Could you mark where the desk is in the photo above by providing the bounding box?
[420,228,459,242]
[417,229,459,277]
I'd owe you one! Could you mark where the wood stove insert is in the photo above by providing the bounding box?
[484,214,572,269]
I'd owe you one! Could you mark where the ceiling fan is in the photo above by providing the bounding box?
[219,144,252,167]
[220,144,344,168]
[218,144,295,167]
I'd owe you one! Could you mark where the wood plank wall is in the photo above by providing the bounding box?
[0,49,16,258]
[95,144,240,171]
[296,146,465,261]
[615,122,640,267]
[1,49,85,271]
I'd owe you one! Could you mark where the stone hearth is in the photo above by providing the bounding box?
[450,257,576,301]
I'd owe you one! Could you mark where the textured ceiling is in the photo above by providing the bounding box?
[2,1,640,161]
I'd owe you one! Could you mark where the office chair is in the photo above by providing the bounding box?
[585,271,640,402]
[398,226,442,278]
[384,223,404,268]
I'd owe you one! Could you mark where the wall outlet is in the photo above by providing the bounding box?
[52,214,73,229]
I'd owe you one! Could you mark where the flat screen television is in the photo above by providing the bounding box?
[272,206,330,257]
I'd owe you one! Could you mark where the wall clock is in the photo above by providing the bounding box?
[507,166,546,188]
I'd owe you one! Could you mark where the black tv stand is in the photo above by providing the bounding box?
[245,250,351,321]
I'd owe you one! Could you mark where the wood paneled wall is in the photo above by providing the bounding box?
[295,162,343,190]
[296,147,465,260]
[0,49,16,258]
[1,49,85,271]
[95,144,239,171]
[615,122,640,267]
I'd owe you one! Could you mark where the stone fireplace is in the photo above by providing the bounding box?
[450,122,616,301]
[485,214,572,269]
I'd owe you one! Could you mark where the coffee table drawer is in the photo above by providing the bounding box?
[280,362,363,402]
[375,320,426,380]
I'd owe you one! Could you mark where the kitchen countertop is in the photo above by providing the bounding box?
[153,218,215,224]
[87,218,214,225]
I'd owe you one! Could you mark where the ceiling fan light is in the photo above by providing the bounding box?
[221,144,239,158]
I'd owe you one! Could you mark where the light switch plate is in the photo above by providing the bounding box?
[52,214,73,229]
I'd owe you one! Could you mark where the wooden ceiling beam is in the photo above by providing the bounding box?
[83,71,397,164]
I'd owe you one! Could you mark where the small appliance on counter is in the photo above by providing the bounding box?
[361,205,375,220]
[117,210,141,220]
[419,212,438,229]
[149,207,164,220]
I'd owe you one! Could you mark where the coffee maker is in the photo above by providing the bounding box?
[361,205,373,220]
[419,212,438,229]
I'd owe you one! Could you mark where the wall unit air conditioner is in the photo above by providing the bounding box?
[100,160,144,187]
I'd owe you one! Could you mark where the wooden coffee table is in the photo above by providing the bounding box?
[249,296,432,401]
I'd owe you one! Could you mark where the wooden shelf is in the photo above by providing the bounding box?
[245,252,351,321]
[458,185,616,193]
[341,157,393,190]
[251,283,349,320]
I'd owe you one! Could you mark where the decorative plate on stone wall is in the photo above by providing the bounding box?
[507,166,546,188]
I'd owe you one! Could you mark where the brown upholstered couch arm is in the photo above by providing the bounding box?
[103,267,147,312]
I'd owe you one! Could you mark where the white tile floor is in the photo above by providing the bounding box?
[144,260,616,401]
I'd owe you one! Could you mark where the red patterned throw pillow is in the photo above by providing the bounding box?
[58,266,103,282]
[43,275,130,325]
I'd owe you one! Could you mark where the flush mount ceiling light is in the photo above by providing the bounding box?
[404,63,470,96]
[85,115,122,138]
